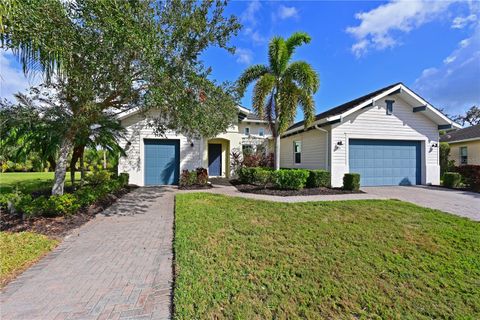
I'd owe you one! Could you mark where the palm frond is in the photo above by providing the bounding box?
[277,81,299,133]
[236,64,270,97]
[252,74,275,119]
[285,32,311,59]
[297,89,315,128]
[284,61,319,93]
[268,36,288,75]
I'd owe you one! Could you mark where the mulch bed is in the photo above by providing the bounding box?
[178,184,213,190]
[0,186,135,239]
[231,180,363,197]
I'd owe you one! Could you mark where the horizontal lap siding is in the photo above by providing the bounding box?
[330,96,439,187]
[280,129,328,170]
[118,112,202,186]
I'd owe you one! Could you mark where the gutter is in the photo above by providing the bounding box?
[314,125,329,171]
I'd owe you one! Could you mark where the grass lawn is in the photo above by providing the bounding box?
[0,172,81,194]
[174,194,480,319]
[0,232,58,287]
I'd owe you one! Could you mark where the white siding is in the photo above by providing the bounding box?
[330,95,440,187]
[280,129,329,170]
[118,111,202,186]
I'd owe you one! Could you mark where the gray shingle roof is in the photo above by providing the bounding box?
[440,124,480,143]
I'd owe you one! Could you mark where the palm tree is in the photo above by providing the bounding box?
[237,32,319,170]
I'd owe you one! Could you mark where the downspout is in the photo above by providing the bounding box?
[314,125,329,171]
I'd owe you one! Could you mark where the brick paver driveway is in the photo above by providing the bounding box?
[363,186,480,221]
[1,187,174,320]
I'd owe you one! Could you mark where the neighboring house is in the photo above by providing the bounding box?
[117,106,271,186]
[280,83,460,187]
[440,124,480,166]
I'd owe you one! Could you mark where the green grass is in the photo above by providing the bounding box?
[174,194,480,319]
[0,232,58,286]
[0,172,81,194]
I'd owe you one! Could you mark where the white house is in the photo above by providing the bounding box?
[117,106,272,186]
[280,83,461,187]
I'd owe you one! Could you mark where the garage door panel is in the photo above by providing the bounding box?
[144,139,180,185]
[349,139,421,186]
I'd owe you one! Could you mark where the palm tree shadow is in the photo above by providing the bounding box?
[100,187,173,216]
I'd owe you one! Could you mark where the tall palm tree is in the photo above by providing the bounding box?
[237,32,319,170]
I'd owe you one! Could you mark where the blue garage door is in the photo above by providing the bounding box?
[144,139,180,185]
[349,139,421,186]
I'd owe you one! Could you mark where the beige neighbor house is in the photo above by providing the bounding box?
[117,106,271,186]
[280,83,461,188]
[440,124,480,166]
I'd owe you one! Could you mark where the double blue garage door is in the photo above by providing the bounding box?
[144,139,180,185]
[349,139,421,186]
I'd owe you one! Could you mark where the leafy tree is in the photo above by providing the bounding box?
[237,32,319,169]
[1,0,240,194]
[454,106,480,126]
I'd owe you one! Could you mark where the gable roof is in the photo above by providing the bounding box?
[284,82,461,136]
[440,124,480,143]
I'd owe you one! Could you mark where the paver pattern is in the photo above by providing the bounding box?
[1,187,174,320]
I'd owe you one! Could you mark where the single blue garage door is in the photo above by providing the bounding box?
[349,139,421,186]
[144,139,180,185]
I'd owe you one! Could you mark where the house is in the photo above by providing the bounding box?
[280,83,461,187]
[117,106,271,186]
[440,124,480,165]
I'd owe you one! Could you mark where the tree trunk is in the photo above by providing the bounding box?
[274,134,281,170]
[103,149,107,169]
[52,136,74,195]
[80,150,85,184]
[70,145,84,186]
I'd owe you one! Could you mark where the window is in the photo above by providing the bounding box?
[385,100,394,115]
[244,127,250,135]
[460,146,468,165]
[294,141,301,164]
[258,128,265,136]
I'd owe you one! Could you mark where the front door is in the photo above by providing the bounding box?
[208,144,222,176]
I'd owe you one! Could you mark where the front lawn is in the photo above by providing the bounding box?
[0,232,58,286]
[174,194,480,319]
[0,172,81,194]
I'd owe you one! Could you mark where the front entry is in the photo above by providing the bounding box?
[208,144,222,176]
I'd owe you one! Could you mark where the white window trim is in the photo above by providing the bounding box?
[244,127,250,135]
[258,128,265,136]
[460,146,468,165]
[293,141,301,164]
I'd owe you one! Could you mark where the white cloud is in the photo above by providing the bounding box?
[245,27,266,45]
[451,14,477,29]
[346,0,453,57]
[414,26,480,115]
[0,51,39,102]
[235,48,253,65]
[241,0,261,26]
[277,5,299,20]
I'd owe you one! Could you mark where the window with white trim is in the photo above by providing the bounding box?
[460,146,468,165]
[258,128,265,136]
[244,127,250,135]
[294,141,301,164]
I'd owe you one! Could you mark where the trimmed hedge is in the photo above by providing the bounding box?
[443,172,462,189]
[343,173,360,191]
[273,169,309,190]
[306,170,330,188]
[455,165,480,192]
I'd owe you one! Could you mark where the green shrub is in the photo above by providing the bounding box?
[306,170,330,188]
[0,192,20,210]
[237,167,256,184]
[118,173,129,186]
[253,168,273,188]
[85,170,112,186]
[75,186,98,207]
[46,194,81,216]
[343,173,360,191]
[443,172,462,189]
[455,165,480,192]
[273,169,309,190]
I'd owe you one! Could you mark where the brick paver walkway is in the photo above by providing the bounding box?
[1,187,174,320]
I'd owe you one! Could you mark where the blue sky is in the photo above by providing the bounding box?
[1,0,479,121]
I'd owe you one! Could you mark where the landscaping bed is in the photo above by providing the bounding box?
[174,193,480,319]
[1,186,133,238]
[231,180,362,196]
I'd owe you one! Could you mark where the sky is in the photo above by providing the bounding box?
[1,0,479,121]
